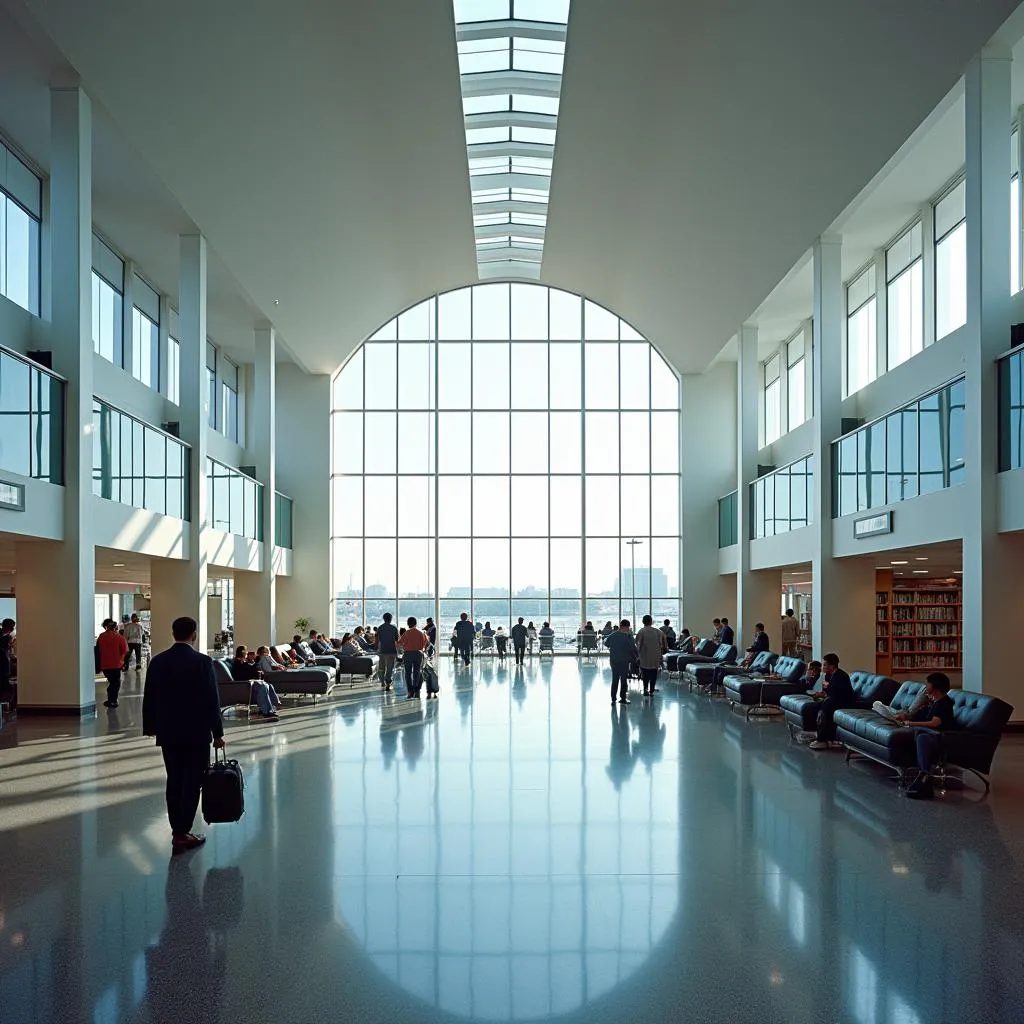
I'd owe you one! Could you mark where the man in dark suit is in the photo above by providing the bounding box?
[719,617,735,646]
[809,651,855,750]
[143,616,225,853]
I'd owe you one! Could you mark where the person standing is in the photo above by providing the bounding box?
[527,621,538,657]
[808,652,855,750]
[376,612,399,691]
[142,616,225,853]
[604,619,638,705]
[98,619,129,709]
[424,617,437,648]
[0,617,15,712]
[510,617,528,666]
[636,614,667,697]
[454,612,475,667]
[123,613,145,671]
[659,619,677,648]
[780,609,800,657]
[398,617,430,698]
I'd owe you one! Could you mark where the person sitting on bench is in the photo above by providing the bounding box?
[903,673,957,801]
[738,623,770,669]
[808,652,855,750]
[232,646,283,719]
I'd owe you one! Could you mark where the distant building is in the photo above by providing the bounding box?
[621,567,669,599]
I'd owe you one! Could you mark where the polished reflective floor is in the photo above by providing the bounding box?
[1,657,1023,1023]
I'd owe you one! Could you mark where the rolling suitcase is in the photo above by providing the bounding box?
[202,748,245,824]
[422,658,439,695]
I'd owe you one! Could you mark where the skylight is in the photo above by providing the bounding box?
[453,0,571,280]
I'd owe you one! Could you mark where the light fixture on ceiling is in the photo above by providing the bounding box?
[914,557,928,561]
[953,570,963,575]
[875,566,889,570]
[113,563,126,567]
[912,569,929,574]
[890,560,908,565]
[273,298,280,306]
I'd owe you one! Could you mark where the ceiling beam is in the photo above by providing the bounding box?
[460,70,562,98]
[465,110,558,131]
[456,20,566,44]
[467,140,554,160]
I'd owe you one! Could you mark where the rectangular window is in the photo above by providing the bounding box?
[935,179,966,340]
[763,354,781,445]
[787,331,806,430]
[0,141,42,315]
[131,274,160,390]
[846,267,877,396]
[167,337,180,405]
[206,341,217,429]
[886,222,923,371]
[221,357,239,442]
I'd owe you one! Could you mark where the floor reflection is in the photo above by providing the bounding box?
[0,659,1021,1023]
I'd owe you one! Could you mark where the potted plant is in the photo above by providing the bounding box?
[294,617,310,635]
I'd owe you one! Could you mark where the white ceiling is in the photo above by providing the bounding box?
[1,0,1022,376]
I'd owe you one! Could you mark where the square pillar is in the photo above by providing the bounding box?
[234,326,277,646]
[679,365,736,632]
[276,366,330,637]
[736,325,779,641]
[16,87,95,712]
[810,237,877,669]
[962,50,1019,709]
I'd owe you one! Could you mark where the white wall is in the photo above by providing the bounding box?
[997,467,1024,531]
[275,365,330,637]
[0,293,34,356]
[750,525,814,570]
[0,474,63,541]
[205,527,260,572]
[91,497,188,558]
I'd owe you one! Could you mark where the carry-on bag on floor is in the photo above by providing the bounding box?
[202,748,245,824]
[422,657,439,695]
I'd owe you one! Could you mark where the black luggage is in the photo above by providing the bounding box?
[202,749,245,824]
[423,659,439,695]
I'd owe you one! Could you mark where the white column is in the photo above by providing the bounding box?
[275,365,331,638]
[962,50,1019,708]
[736,325,779,644]
[678,365,737,633]
[234,326,277,647]
[811,237,877,668]
[16,87,95,711]
[150,235,208,651]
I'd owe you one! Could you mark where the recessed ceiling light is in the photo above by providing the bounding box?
[875,566,889,570]
[914,557,928,561]
[890,560,908,565]
[113,563,126,567]
[912,569,929,574]
[953,570,963,575]
[895,571,905,576]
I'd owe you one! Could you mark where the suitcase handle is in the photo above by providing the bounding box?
[214,746,227,764]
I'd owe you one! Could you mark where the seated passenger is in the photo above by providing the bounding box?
[539,622,555,639]
[808,652,855,750]
[495,626,508,660]
[339,632,362,657]
[577,621,597,651]
[232,646,283,719]
[800,660,823,692]
[872,688,930,721]
[272,646,302,669]
[353,626,373,651]
[290,634,316,663]
[677,628,697,654]
[256,645,285,674]
[904,673,958,800]
[307,630,331,656]
[601,621,615,639]
[481,622,495,638]
[739,623,770,669]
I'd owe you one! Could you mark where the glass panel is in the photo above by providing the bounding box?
[363,343,397,409]
[886,412,904,504]
[846,299,877,396]
[438,539,471,606]
[510,412,548,472]
[398,411,433,474]
[650,538,679,597]
[473,342,510,408]
[473,411,510,472]
[918,393,943,494]
[364,476,397,536]
[398,299,434,341]
[472,283,510,340]
[584,343,617,409]
[650,350,678,409]
[774,467,791,532]
[548,290,581,340]
[332,477,364,536]
[550,476,581,536]
[438,476,471,536]
[364,412,397,474]
[398,342,432,409]
[473,538,509,593]
[585,538,619,597]
[473,476,510,535]
[651,476,679,536]
[364,538,397,598]
[585,411,618,473]
[788,357,805,430]
[764,377,781,445]
[620,412,650,473]
[550,538,581,596]
[867,420,886,509]
[0,354,29,476]
[438,343,472,408]
[144,429,166,515]
[620,344,649,409]
[510,475,548,536]
[548,343,581,408]
[585,476,618,535]
[397,476,432,536]
[332,539,362,602]
[901,407,919,500]
[438,289,472,340]
[651,412,679,473]
[549,411,581,473]
[333,412,363,474]
[948,378,965,485]
[936,222,967,340]
[511,538,547,597]
[438,411,472,473]
[510,342,547,409]
[511,283,547,339]
[584,300,618,340]
[620,475,650,537]
[887,260,924,371]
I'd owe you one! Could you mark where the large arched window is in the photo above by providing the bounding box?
[331,283,681,640]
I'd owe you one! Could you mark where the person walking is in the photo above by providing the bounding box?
[510,617,528,665]
[780,609,800,657]
[376,611,399,691]
[98,618,129,708]
[142,616,225,854]
[123,613,145,671]
[636,614,667,697]
[454,612,475,667]
[604,619,638,705]
[398,617,430,698]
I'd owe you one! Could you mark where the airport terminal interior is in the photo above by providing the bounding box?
[2,1,1024,1021]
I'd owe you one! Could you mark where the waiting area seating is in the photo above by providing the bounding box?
[213,657,336,706]
[686,649,774,693]
[780,672,899,738]
[721,655,806,716]
[833,682,1014,792]
[665,639,718,676]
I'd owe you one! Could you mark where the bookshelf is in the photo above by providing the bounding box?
[875,570,962,674]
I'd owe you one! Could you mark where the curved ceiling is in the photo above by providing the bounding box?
[5,0,1023,375]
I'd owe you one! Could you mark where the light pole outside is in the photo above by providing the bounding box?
[626,539,643,627]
